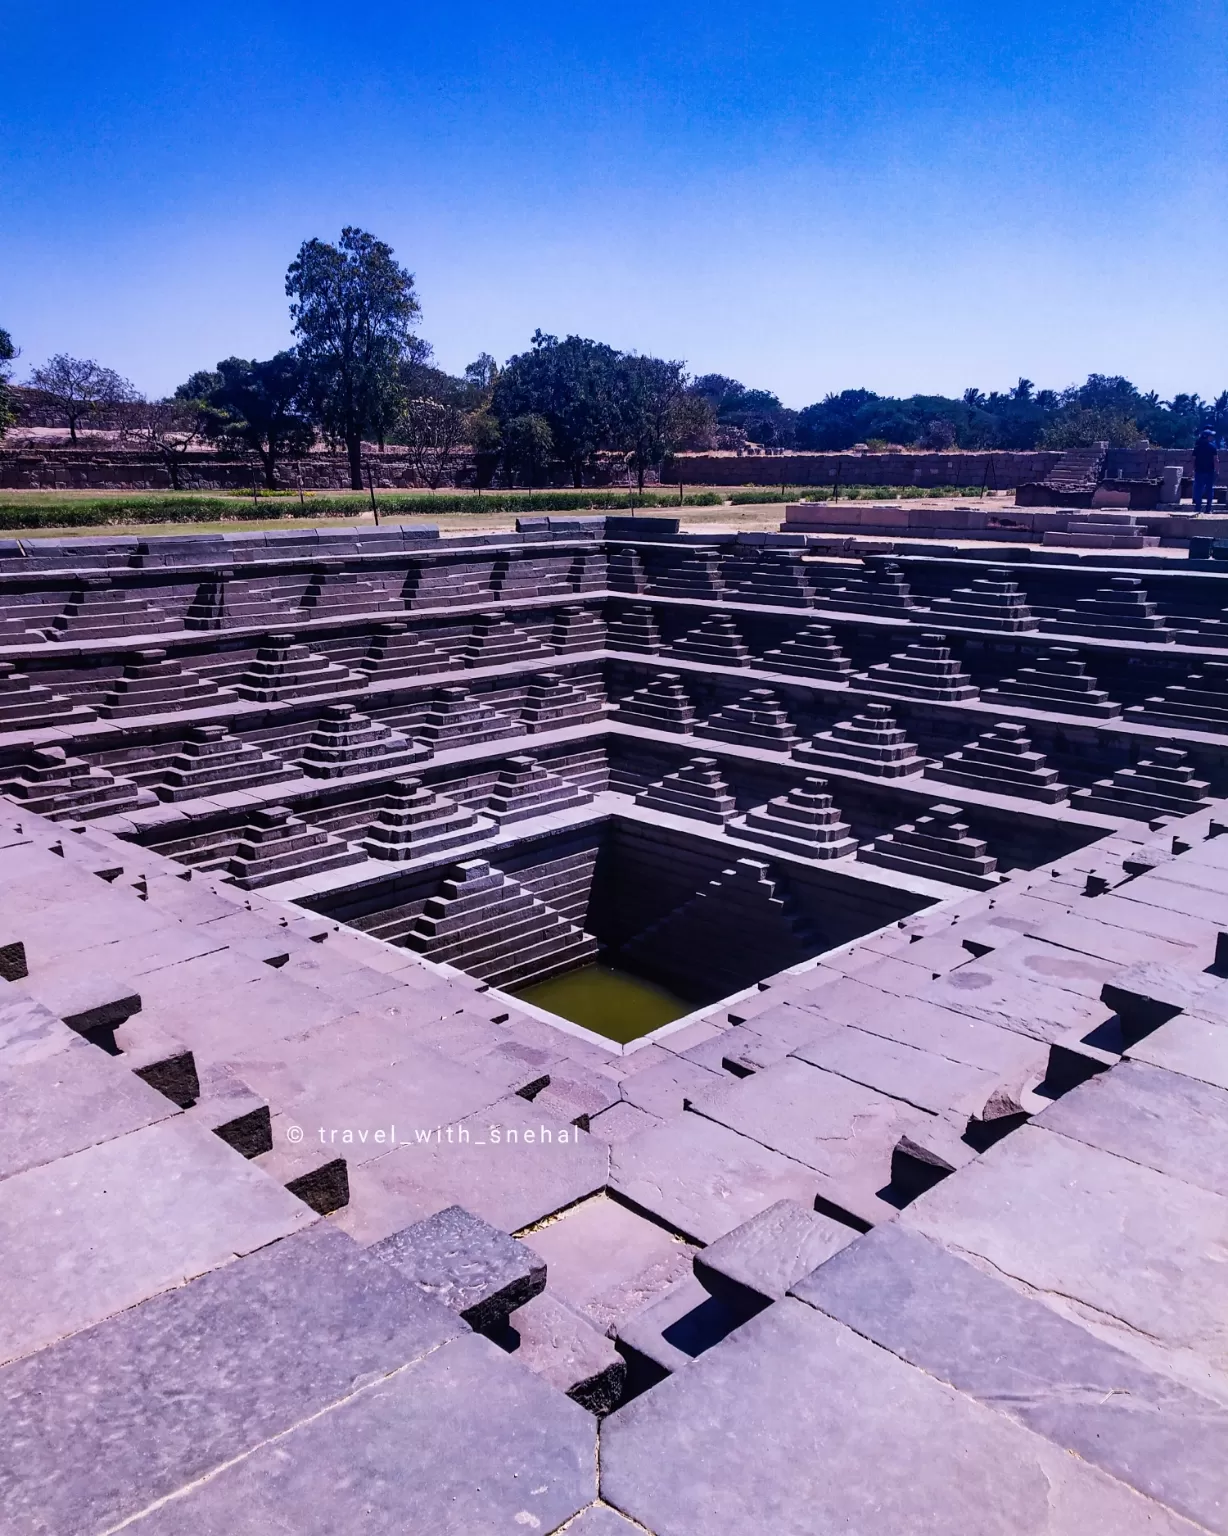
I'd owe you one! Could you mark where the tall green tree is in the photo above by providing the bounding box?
[25,354,135,443]
[615,354,687,491]
[199,354,315,488]
[286,227,421,489]
[0,328,16,437]
[492,332,621,486]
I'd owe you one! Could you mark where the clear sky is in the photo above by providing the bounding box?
[2,1,1224,406]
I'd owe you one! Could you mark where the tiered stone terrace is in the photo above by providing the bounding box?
[4,515,1228,1532]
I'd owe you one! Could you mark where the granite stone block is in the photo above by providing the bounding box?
[369,1203,546,1330]
[694,1197,857,1308]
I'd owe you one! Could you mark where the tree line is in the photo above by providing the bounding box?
[3,226,1224,491]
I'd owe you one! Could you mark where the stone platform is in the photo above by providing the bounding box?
[2,517,1228,1532]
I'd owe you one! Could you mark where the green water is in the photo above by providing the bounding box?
[514,963,691,1043]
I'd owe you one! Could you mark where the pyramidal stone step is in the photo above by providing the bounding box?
[669,615,752,668]
[980,646,1121,719]
[299,566,397,617]
[518,672,604,733]
[926,722,1069,803]
[858,803,1003,890]
[550,605,606,653]
[0,661,95,731]
[417,686,520,749]
[298,703,429,780]
[1072,747,1214,821]
[492,553,574,600]
[5,745,151,821]
[793,703,926,778]
[402,858,598,989]
[695,689,799,751]
[0,594,60,642]
[727,776,857,860]
[615,673,697,733]
[97,649,233,718]
[761,622,854,682]
[649,550,725,599]
[234,635,363,702]
[621,858,818,1000]
[183,569,301,630]
[364,777,495,862]
[460,612,553,668]
[1041,577,1174,643]
[567,551,607,592]
[736,551,814,608]
[1126,661,1228,733]
[855,632,978,703]
[607,546,648,593]
[635,755,737,824]
[607,605,663,653]
[405,556,497,609]
[820,557,918,617]
[48,578,179,642]
[153,725,297,802]
[486,754,593,823]
[224,805,365,889]
[356,622,461,681]
[925,568,1038,632]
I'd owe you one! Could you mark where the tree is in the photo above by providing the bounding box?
[0,328,16,438]
[615,354,687,491]
[391,364,470,490]
[502,413,554,488]
[492,332,621,486]
[25,354,135,443]
[202,354,315,488]
[286,227,421,490]
[121,398,209,490]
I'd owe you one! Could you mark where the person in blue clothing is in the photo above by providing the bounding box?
[1193,428,1219,511]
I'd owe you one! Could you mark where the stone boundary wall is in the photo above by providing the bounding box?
[665,449,1200,489]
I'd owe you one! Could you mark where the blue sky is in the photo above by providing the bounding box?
[2,0,1224,405]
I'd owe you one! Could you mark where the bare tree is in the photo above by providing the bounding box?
[25,355,136,443]
[392,369,469,489]
[121,398,208,490]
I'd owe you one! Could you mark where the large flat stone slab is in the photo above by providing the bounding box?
[523,1193,694,1335]
[792,1025,998,1116]
[120,1333,596,1535]
[1037,1058,1228,1198]
[0,1117,315,1366]
[794,1221,1228,1535]
[0,1035,177,1180]
[904,1124,1228,1399]
[0,1223,462,1536]
[695,1197,857,1308]
[610,1112,823,1244]
[601,1298,1202,1536]
[1128,1014,1228,1092]
[335,1096,608,1243]
[693,1056,925,1192]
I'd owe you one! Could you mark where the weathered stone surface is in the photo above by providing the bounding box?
[524,1193,695,1335]
[904,1124,1228,1397]
[1036,1058,1228,1198]
[0,1118,315,1367]
[1128,1013,1228,1091]
[0,1035,177,1179]
[694,1196,857,1307]
[120,1334,596,1535]
[504,1290,627,1415]
[616,1271,750,1383]
[610,1112,823,1244]
[0,1223,463,1536]
[601,1299,1200,1536]
[369,1203,546,1330]
[335,1096,608,1243]
[795,1221,1228,1535]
